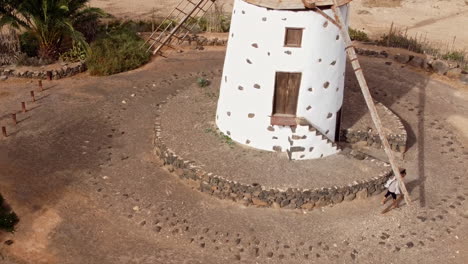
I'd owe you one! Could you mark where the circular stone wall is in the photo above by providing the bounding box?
[216,0,349,157]
[153,80,409,210]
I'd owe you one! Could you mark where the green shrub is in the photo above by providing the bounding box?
[349,28,370,42]
[197,77,210,87]
[60,42,87,62]
[19,32,39,57]
[0,194,19,232]
[442,50,466,62]
[87,28,150,76]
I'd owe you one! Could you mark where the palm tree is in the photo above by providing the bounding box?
[0,0,104,59]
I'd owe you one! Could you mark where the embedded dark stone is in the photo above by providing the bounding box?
[246,59,252,64]
[290,146,305,152]
[306,106,312,110]
[227,111,231,116]
[253,84,261,89]
[331,60,336,65]
[327,113,333,119]
[251,43,258,48]
[323,82,330,88]
[267,126,275,132]
[284,50,292,55]
[308,87,313,92]
[248,113,255,118]
[238,86,244,90]
[245,139,251,144]
[273,146,282,152]
[323,21,328,27]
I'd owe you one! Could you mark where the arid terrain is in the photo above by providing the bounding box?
[90,0,468,50]
[0,46,467,263]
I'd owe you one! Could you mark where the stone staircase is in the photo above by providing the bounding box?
[286,118,340,160]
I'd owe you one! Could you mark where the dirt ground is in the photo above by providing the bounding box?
[90,0,468,50]
[0,47,467,263]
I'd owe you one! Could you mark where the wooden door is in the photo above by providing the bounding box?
[273,72,301,116]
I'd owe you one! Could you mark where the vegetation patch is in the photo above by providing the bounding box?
[87,27,151,76]
[349,28,370,42]
[0,194,19,232]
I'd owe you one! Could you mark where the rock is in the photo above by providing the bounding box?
[332,193,344,203]
[408,56,424,68]
[394,54,410,64]
[431,60,449,75]
[301,202,315,210]
[344,192,356,201]
[280,199,290,207]
[446,68,462,79]
[356,189,368,199]
[460,74,468,85]
[0,75,7,81]
[272,202,281,209]
[385,61,392,66]
[252,197,268,207]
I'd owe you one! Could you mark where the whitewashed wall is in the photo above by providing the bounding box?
[216,0,349,157]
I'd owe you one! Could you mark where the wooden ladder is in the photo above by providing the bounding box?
[311,0,412,205]
[143,0,216,55]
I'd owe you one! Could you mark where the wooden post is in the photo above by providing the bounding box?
[330,1,411,205]
[11,113,17,125]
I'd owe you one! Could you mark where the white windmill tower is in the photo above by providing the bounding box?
[216,0,352,160]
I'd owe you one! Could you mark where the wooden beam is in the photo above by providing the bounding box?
[329,1,412,205]
[244,0,353,10]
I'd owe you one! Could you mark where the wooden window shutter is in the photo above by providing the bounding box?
[284,28,303,47]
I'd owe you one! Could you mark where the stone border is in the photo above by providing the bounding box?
[0,61,87,80]
[340,102,408,153]
[153,93,395,211]
[354,47,468,84]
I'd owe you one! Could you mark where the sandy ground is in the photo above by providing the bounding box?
[0,48,467,263]
[90,0,468,50]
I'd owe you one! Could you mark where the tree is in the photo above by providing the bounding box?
[0,0,104,59]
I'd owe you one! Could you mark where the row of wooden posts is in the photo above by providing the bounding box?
[1,80,44,138]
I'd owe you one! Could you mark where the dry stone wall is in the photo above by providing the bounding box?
[0,61,86,80]
[153,92,395,211]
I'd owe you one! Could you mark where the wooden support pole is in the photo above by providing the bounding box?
[330,1,411,205]
[152,0,206,55]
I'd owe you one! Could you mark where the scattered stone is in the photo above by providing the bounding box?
[385,61,392,66]
[431,60,449,75]
[408,56,424,68]
[4,240,14,246]
[447,68,462,79]
[406,242,414,248]
[394,54,410,64]
[0,76,7,81]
